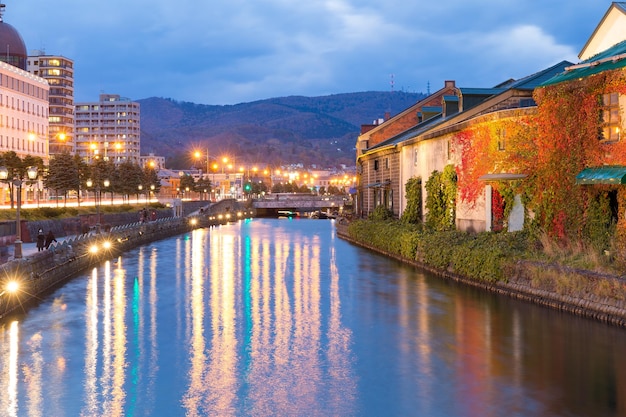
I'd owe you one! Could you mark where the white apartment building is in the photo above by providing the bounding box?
[75,94,140,164]
[27,51,74,155]
[139,153,165,170]
[0,61,49,162]
[0,6,50,163]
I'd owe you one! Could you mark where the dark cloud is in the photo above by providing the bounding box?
[6,0,611,104]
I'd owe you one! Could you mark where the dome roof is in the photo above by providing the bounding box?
[0,21,27,70]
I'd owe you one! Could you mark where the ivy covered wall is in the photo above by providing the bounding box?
[454,68,626,246]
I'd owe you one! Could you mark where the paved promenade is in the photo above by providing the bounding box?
[5,235,80,262]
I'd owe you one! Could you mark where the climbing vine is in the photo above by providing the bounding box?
[491,189,505,232]
[530,70,626,241]
[425,165,457,231]
[401,176,422,224]
[454,67,626,244]
[454,112,536,208]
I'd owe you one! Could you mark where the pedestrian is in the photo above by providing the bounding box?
[44,230,57,250]
[36,228,45,252]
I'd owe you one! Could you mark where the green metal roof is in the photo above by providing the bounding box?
[575,166,626,185]
[542,41,626,87]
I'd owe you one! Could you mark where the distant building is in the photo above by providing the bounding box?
[139,153,165,170]
[75,94,140,164]
[27,51,75,155]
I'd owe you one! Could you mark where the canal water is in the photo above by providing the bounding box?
[0,218,625,417]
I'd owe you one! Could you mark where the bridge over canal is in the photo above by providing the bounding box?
[251,194,348,217]
[194,195,349,218]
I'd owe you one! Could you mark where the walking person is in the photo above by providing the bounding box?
[44,230,57,250]
[36,228,45,252]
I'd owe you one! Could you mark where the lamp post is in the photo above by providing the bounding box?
[194,149,211,176]
[87,178,108,234]
[0,166,38,258]
[103,179,110,208]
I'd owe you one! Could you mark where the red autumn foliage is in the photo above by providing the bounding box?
[454,68,626,241]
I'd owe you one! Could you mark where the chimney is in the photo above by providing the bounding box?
[384,111,390,121]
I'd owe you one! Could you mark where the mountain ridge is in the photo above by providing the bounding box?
[138,91,425,169]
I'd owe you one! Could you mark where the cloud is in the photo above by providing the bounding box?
[4,0,610,104]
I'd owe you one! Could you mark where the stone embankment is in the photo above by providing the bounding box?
[336,223,626,328]
[0,199,254,320]
[0,217,194,319]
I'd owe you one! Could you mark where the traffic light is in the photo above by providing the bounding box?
[244,182,252,192]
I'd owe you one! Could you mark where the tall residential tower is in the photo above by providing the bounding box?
[27,51,74,155]
[75,94,140,164]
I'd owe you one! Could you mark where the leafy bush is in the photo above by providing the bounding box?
[0,202,167,221]
[401,177,422,224]
[349,217,532,283]
[583,190,615,252]
[425,165,457,231]
[369,205,394,221]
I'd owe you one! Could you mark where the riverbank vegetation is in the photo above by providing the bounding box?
[346,218,624,281]
[0,202,166,221]
[346,164,625,290]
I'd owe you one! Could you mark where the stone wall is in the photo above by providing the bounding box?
[0,202,255,320]
[335,224,626,327]
[0,215,213,320]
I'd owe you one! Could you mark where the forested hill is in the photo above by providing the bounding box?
[138,91,425,169]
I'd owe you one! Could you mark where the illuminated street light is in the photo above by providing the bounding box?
[87,178,109,234]
[0,280,19,297]
[0,166,38,258]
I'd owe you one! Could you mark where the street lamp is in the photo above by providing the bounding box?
[87,178,108,234]
[194,149,211,175]
[0,166,38,258]
[103,179,112,205]
[0,280,19,297]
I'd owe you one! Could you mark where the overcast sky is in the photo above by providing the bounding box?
[5,1,612,105]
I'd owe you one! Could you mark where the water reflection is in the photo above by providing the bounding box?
[8,320,18,417]
[82,268,99,416]
[0,219,625,416]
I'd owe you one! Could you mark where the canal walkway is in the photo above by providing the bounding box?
[6,235,78,261]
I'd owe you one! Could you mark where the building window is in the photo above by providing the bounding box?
[374,160,379,171]
[498,128,506,151]
[601,93,621,142]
